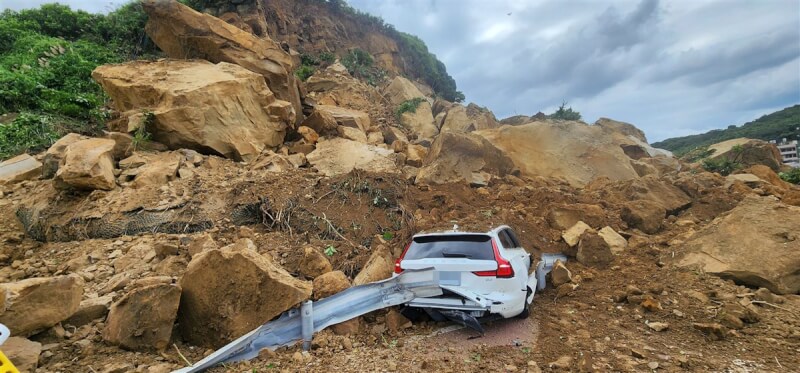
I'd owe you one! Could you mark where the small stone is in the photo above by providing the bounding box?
[504,364,517,371]
[648,361,659,370]
[693,322,727,340]
[388,361,398,371]
[550,260,572,287]
[647,322,669,332]
[549,355,573,370]
[292,351,304,363]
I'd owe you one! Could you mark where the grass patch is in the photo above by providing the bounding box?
[395,97,425,119]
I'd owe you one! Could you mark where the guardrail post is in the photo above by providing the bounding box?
[301,300,313,351]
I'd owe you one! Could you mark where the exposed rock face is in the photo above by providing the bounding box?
[178,241,312,347]
[440,104,499,133]
[353,245,394,286]
[307,138,398,177]
[141,0,302,123]
[103,283,182,351]
[679,196,800,294]
[477,120,676,186]
[0,154,42,184]
[94,60,291,161]
[0,275,84,336]
[2,337,41,372]
[384,76,425,107]
[416,131,515,185]
[705,138,784,171]
[53,138,116,191]
[399,102,439,140]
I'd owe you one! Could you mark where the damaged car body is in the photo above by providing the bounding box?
[173,225,565,373]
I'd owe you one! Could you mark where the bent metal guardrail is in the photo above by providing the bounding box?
[173,254,567,373]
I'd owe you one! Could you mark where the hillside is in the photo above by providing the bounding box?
[1,1,799,373]
[0,0,460,160]
[652,104,800,155]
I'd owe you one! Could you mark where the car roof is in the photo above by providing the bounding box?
[412,225,512,238]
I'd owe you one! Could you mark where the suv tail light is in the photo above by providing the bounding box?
[394,242,412,274]
[473,239,515,278]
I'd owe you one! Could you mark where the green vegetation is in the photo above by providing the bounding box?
[294,52,337,82]
[132,111,154,151]
[653,105,800,156]
[309,0,462,102]
[0,2,159,160]
[324,245,337,257]
[341,48,386,86]
[548,101,582,121]
[779,168,800,184]
[700,144,745,176]
[395,97,425,119]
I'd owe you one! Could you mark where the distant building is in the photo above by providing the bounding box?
[774,139,799,168]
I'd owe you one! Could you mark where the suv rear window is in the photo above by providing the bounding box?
[404,234,494,260]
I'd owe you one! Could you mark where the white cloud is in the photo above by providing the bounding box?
[4,0,798,142]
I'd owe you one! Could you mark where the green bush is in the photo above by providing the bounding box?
[341,48,386,86]
[0,2,156,160]
[0,113,59,159]
[318,52,335,65]
[294,65,315,82]
[701,158,741,176]
[548,102,582,121]
[779,168,800,184]
[395,97,425,119]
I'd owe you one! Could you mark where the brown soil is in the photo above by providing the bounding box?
[1,165,798,373]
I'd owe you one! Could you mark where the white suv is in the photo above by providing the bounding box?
[393,225,536,324]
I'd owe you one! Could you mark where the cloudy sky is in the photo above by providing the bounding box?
[4,0,799,142]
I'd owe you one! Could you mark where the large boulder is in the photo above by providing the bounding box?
[476,119,675,186]
[679,196,800,295]
[306,138,398,177]
[416,131,515,185]
[141,0,302,123]
[440,103,499,133]
[0,154,42,185]
[41,133,88,178]
[53,138,116,191]
[705,138,784,171]
[399,101,439,140]
[103,283,181,351]
[576,231,615,268]
[94,60,291,161]
[621,200,665,234]
[178,240,311,347]
[0,275,84,336]
[315,105,371,133]
[383,76,426,107]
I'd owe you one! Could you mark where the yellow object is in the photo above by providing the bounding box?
[0,350,19,373]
